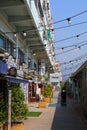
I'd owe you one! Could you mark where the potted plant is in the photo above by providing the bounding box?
[0,93,7,129]
[3,83,29,130]
[44,84,53,103]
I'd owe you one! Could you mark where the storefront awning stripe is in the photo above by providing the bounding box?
[5,76,29,83]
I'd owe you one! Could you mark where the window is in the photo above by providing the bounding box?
[0,35,4,48]
[18,49,24,65]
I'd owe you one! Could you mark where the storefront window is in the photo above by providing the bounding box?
[0,36,4,48]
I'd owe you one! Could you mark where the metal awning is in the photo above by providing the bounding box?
[5,75,29,83]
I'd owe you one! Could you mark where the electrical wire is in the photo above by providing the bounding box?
[54,20,87,30]
[62,61,85,71]
[55,40,87,50]
[56,47,77,55]
[2,10,87,34]
[60,52,87,65]
[52,10,87,25]
[55,42,87,55]
[54,31,87,43]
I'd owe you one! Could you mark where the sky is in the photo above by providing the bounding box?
[50,0,87,81]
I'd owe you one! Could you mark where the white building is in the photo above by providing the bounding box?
[0,0,56,111]
[0,0,55,77]
[50,62,62,90]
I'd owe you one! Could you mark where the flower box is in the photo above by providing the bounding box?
[38,101,47,108]
[44,97,51,103]
[3,122,24,130]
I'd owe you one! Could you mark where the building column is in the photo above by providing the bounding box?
[41,59,45,76]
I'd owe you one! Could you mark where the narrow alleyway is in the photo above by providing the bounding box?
[24,91,87,130]
[51,92,87,130]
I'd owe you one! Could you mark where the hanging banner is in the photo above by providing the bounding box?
[47,29,51,40]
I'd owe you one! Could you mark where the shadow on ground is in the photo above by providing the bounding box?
[49,92,86,130]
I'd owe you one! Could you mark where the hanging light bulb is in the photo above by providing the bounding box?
[78,46,81,50]
[61,47,64,51]
[23,32,27,37]
[14,33,17,37]
[67,18,71,24]
[33,52,36,56]
[76,35,80,39]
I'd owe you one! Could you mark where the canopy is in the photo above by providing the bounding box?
[5,75,29,83]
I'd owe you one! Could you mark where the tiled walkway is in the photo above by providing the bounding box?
[24,91,87,130]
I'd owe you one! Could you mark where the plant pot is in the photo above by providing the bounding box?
[3,122,24,130]
[44,97,51,103]
[0,125,3,130]
[38,101,47,108]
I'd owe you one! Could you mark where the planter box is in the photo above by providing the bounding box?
[3,122,24,130]
[44,97,51,103]
[38,101,47,108]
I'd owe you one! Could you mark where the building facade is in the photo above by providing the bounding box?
[0,0,55,104]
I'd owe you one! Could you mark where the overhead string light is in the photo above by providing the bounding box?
[55,42,87,54]
[55,40,87,50]
[1,10,87,36]
[67,18,71,24]
[52,9,87,25]
[60,52,87,65]
[55,47,79,55]
[23,32,27,37]
[54,31,87,43]
[53,20,87,31]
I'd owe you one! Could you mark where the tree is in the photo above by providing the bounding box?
[11,85,29,122]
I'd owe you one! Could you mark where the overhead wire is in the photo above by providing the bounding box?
[54,20,87,30]
[54,31,87,43]
[55,40,87,50]
[60,52,87,65]
[52,9,87,25]
[55,42,87,55]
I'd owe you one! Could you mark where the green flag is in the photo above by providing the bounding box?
[47,29,51,40]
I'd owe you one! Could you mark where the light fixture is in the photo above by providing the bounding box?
[13,48,16,52]
[76,35,80,39]
[67,18,71,24]
[13,33,17,37]
[33,52,36,56]
[51,29,54,32]
[23,32,27,37]
[4,52,9,56]
[78,46,81,50]
[61,47,64,51]
[28,59,31,62]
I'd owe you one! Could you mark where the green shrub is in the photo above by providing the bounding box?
[11,86,29,122]
[0,93,7,125]
[44,84,52,97]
